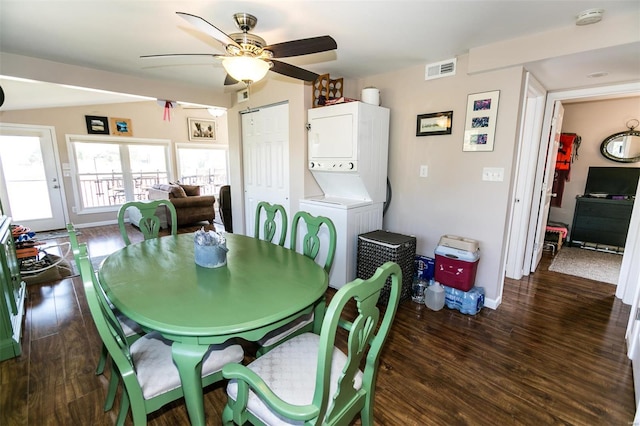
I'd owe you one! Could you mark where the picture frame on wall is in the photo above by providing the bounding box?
[85,115,110,135]
[416,111,453,136]
[463,90,500,152]
[188,118,217,141]
[109,117,133,136]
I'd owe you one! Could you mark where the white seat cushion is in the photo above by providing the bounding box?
[227,333,363,426]
[132,332,244,400]
[257,312,314,348]
[116,311,143,337]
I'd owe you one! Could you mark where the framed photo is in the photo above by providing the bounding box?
[416,111,453,136]
[463,90,500,152]
[109,117,133,136]
[188,118,217,141]
[85,115,109,135]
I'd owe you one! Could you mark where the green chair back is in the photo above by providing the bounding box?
[117,200,177,246]
[254,201,288,246]
[222,261,403,426]
[290,211,337,273]
[76,242,241,425]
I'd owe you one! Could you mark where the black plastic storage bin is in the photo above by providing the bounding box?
[356,230,416,304]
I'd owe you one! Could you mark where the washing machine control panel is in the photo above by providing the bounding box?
[309,161,357,171]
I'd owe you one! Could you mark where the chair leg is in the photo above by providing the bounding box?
[104,368,119,411]
[360,397,374,426]
[222,404,235,425]
[96,343,108,375]
[116,389,130,426]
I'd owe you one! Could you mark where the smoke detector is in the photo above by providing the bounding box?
[576,8,604,26]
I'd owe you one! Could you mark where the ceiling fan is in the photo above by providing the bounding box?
[141,12,337,85]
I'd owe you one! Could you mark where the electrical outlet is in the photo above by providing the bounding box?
[419,165,428,178]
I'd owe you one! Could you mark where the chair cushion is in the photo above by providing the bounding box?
[227,333,363,425]
[179,184,201,196]
[153,183,187,198]
[257,312,314,348]
[116,311,143,337]
[132,332,244,400]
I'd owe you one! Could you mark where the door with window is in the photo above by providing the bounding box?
[0,124,66,231]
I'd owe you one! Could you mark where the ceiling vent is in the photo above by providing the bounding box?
[425,58,457,81]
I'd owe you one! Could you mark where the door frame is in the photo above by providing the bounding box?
[505,73,546,279]
[0,122,68,230]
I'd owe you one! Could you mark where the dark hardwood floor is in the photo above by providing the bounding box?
[0,224,635,425]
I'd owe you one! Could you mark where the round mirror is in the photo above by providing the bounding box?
[600,130,640,163]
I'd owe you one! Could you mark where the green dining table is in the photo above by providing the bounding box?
[98,232,328,426]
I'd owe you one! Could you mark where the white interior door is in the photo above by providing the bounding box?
[529,101,564,271]
[0,124,66,231]
[505,73,546,279]
[241,103,290,236]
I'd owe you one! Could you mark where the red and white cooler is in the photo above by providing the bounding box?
[434,235,480,292]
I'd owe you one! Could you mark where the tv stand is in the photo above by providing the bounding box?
[570,196,634,248]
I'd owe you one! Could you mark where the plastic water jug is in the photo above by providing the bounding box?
[425,282,445,311]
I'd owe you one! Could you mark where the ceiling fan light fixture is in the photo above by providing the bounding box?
[222,56,270,83]
[207,107,226,117]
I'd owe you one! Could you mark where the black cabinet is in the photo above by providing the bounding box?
[570,197,634,248]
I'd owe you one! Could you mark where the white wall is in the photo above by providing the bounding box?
[357,54,525,306]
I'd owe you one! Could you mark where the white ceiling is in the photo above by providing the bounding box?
[0,1,639,111]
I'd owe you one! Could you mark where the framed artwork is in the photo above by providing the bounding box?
[416,111,453,136]
[463,90,500,152]
[188,118,217,141]
[109,117,133,136]
[85,115,109,135]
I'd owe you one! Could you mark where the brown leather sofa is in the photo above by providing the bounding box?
[147,183,216,227]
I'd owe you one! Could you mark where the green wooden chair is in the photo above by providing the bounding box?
[254,201,288,246]
[117,199,178,246]
[289,211,337,273]
[67,223,144,411]
[222,261,402,426]
[76,242,245,425]
[255,211,337,355]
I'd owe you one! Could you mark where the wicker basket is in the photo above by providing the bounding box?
[356,230,416,304]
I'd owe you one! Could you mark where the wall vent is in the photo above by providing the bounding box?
[425,58,457,81]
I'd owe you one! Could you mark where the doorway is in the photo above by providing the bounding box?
[506,81,640,300]
[0,124,66,231]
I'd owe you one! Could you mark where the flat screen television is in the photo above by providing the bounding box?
[584,166,640,197]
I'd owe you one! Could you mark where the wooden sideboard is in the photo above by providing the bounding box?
[570,197,634,248]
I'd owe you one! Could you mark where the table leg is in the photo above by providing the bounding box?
[172,342,209,426]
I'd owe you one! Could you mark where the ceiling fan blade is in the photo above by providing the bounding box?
[224,74,240,86]
[271,60,319,82]
[265,36,337,58]
[176,12,240,49]
[140,53,225,59]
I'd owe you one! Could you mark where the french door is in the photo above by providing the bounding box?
[0,124,66,231]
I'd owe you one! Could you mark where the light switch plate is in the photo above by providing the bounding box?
[419,165,428,178]
[482,167,504,181]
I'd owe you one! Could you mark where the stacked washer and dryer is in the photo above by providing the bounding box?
[301,101,390,289]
